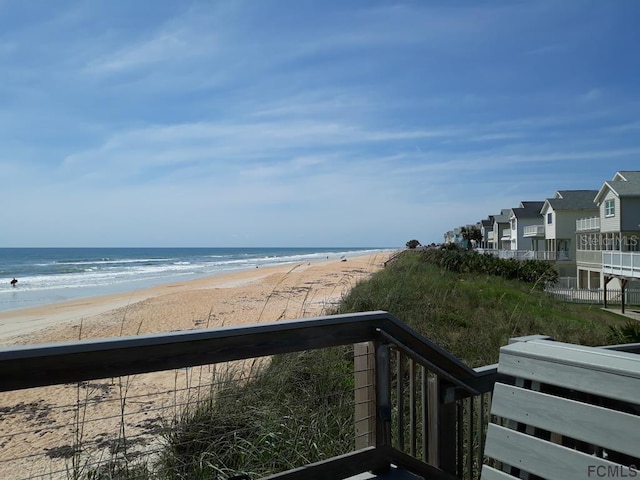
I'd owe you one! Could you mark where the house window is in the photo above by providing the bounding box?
[547,212,552,224]
[605,199,615,217]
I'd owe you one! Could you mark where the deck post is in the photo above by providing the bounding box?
[354,342,376,449]
[375,341,392,447]
[604,275,611,308]
[427,376,457,475]
[621,278,628,314]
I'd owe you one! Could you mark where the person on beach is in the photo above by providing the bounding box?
[10,278,17,287]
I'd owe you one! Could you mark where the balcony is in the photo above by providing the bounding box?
[496,250,569,261]
[487,232,495,242]
[576,216,600,232]
[603,251,640,279]
[576,250,604,266]
[500,231,511,241]
[497,250,535,260]
[523,225,545,237]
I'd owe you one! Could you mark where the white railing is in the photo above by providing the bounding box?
[576,217,600,232]
[493,250,570,261]
[576,250,603,265]
[498,250,534,260]
[546,287,640,305]
[487,232,495,241]
[476,248,499,256]
[602,252,640,279]
[523,225,545,237]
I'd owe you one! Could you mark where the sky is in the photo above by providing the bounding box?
[1,1,639,248]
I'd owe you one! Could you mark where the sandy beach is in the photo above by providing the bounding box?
[0,252,391,345]
[0,252,392,479]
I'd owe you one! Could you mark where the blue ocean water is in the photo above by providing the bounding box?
[0,247,390,313]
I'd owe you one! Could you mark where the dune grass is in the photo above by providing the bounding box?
[78,249,631,478]
[155,349,355,479]
[337,249,627,366]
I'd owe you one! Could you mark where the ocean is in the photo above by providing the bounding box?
[0,247,390,313]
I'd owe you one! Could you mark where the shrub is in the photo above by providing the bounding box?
[405,239,421,249]
[418,248,557,287]
[608,321,640,344]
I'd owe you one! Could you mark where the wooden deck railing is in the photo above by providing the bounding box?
[2,311,639,479]
[0,311,504,479]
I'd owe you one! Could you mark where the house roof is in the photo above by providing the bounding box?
[511,201,545,218]
[615,171,640,182]
[542,190,599,213]
[594,171,640,204]
[492,209,511,223]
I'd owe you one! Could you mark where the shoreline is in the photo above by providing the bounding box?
[0,252,392,345]
[0,247,390,314]
[0,251,392,478]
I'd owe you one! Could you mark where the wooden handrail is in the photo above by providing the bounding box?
[0,310,503,479]
[0,311,486,393]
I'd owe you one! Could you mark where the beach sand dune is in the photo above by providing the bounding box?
[0,253,391,479]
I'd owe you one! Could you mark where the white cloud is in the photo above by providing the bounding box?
[607,122,640,133]
[580,88,602,103]
[86,33,193,74]
[1,1,640,247]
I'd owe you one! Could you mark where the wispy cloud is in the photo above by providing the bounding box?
[1,0,640,247]
[86,33,194,74]
[607,122,640,133]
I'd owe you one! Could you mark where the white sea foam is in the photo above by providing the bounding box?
[0,247,392,312]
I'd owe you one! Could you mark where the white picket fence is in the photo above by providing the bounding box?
[545,287,640,306]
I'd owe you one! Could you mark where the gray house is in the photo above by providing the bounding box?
[538,190,599,279]
[576,171,640,289]
[479,217,494,249]
[490,209,512,251]
[507,201,545,251]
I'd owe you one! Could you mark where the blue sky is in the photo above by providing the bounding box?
[1,1,639,248]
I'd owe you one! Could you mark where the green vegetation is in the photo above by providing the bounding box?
[338,249,624,366]
[608,320,640,344]
[460,226,483,250]
[79,248,630,478]
[423,244,558,287]
[156,350,355,479]
[405,239,421,249]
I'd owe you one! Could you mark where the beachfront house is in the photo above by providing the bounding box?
[443,230,454,244]
[506,201,545,253]
[536,190,599,281]
[576,171,640,289]
[444,228,464,247]
[479,217,494,249]
[491,209,512,252]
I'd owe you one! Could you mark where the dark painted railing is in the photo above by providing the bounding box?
[1,311,501,480]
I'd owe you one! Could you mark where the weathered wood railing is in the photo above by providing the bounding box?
[0,311,503,479]
[3,311,640,479]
